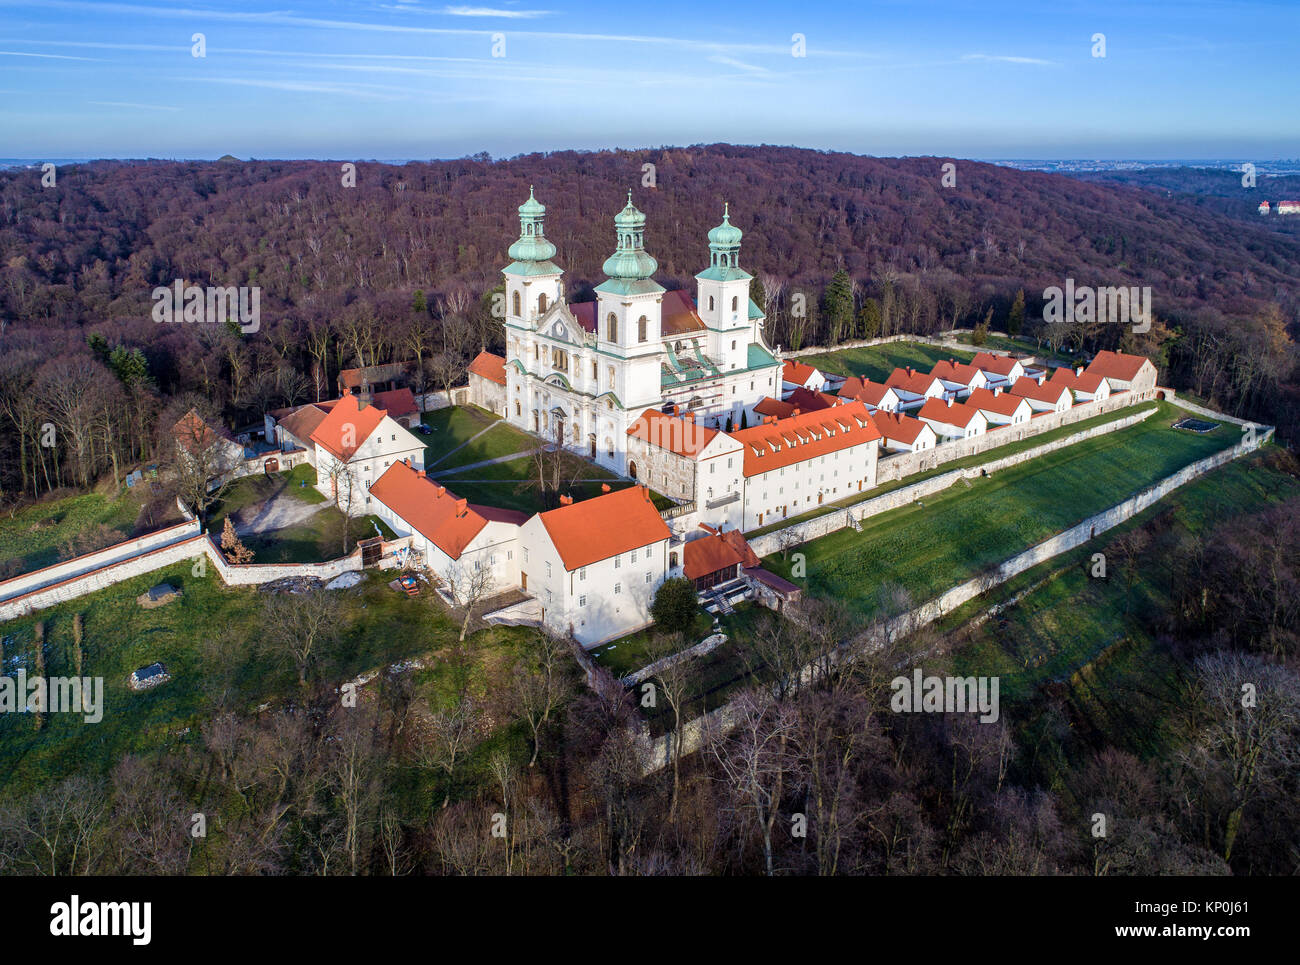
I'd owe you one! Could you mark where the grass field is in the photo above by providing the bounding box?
[761,402,1237,620]
[943,448,1300,781]
[422,405,535,472]
[438,451,674,514]
[206,464,394,563]
[0,561,542,796]
[802,341,977,382]
[0,488,170,575]
[744,400,1160,538]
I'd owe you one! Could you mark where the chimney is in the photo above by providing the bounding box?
[640,484,650,500]
[1075,365,1084,377]
[993,386,1002,397]
[792,408,801,417]
[454,498,467,516]
[1037,374,1046,385]
[946,397,953,407]
[559,494,573,505]
[601,483,611,493]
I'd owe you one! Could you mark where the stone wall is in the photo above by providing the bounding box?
[748,400,1158,557]
[638,416,1273,773]
[0,526,411,622]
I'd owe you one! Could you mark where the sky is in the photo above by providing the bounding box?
[0,0,1297,161]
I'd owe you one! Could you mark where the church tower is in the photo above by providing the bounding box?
[503,186,563,327]
[696,203,755,372]
[595,192,664,411]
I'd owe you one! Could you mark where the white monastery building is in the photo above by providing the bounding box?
[500,189,781,476]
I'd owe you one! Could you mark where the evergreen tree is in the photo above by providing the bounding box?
[651,578,700,638]
[822,269,854,344]
[1007,288,1025,337]
[413,289,427,314]
[857,298,882,340]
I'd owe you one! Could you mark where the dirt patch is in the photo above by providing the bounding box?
[233,490,328,536]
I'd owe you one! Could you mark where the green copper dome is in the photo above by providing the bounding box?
[518,185,545,218]
[507,185,558,263]
[601,190,658,280]
[707,203,743,247]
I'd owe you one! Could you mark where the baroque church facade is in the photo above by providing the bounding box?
[500,188,782,476]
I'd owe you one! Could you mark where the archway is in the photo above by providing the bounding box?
[628,461,637,479]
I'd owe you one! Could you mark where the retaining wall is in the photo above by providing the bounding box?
[639,421,1273,773]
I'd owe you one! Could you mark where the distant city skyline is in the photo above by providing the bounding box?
[1,0,1297,160]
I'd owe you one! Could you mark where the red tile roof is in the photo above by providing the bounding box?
[537,485,671,571]
[277,403,332,443]
[1010,378,1072,405]
[918,397,986,429]
[1048,366,1107,394]
[372,387,418,420]
[683,528,760,580]
[172,409,237,454]
[627,408,719,457]
[971,352,1023,377]
[870,410,933,445]
[885,367,943,397]
[786,386,839,413]
[369,461,502,560]
[783,359,820,385]
[931,359,985,385]
[729,400,880,477]
[309,394,388,461]
[467,350,507,386]
[965,387,1031,417]
[661,289,707,337]
[754,397,796,419]
[338,362,408,392]
[1086,350,1152,382]
[839,377,897,407]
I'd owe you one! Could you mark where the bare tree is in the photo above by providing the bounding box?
[444,559,496,642]
[417,696,485,807]
[263,588,342,689]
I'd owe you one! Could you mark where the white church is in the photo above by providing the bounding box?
[500,188,782,476]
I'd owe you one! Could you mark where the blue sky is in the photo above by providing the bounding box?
[1,0,1297,160]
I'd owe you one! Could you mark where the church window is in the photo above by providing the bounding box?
[538,293,548,313]
[638,315,648,342]
[708,296,715,311]
[732,296,738,312]
[607,312,618,341]
[512,291,521,316]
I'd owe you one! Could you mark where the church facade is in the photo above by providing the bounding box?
[500,189,782,476]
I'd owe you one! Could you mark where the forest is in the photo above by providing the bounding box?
[1,145,1298,506]
[0,147,1297,877]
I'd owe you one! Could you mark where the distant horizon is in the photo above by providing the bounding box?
[2,1,1296,159]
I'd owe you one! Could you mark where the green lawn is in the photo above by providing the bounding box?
[205,465,392,563]
[802,341,977,382]
[761,404,1238,621]
[422,405,535,472]
[943,447,1300,777]
[745,400,1161,538]
[590,610,715,678]
[438,451,674,514]
[0,489,164,575]
[0,561,543,796]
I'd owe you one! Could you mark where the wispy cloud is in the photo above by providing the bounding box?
[962,53,1055,66]
[709,54,772,76]
[438,5,554,17]
[0,49,99,60]
[88,100,181,111]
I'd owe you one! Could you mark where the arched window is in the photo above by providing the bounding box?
[512,291,521,316]
[607,312,618,342]
[638,315,648,343]
[628,461,638,479]
[538,293,548,313]
[708,295,715,311]
[731,295,738,311]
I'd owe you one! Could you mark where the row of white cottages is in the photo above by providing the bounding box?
[262,349,1156,647]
